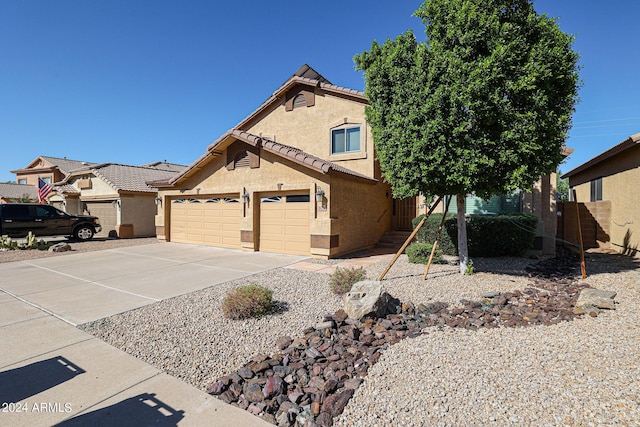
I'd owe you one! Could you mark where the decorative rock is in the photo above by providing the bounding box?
[48,242,71,252]
[343,281,391,320]
[322,389,354,417]
[574,288,617,316]
[263,375,284,399]
[275,336,293,351]
[206,381,226,395]
[243,382,264,403]
[316,412,333,427]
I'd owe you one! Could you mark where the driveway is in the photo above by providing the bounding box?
[0,243,306,326]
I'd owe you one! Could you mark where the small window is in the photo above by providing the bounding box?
[18,179,26,185]
[42,177,51,184]
[206,198,220,203]
[568,188,574,202]
[331,126,361,154]
[286,195,310,203]
[261,196,282,203]
[173,199,185,204]
[224,198,240,203]
[590,178,602,202]
[188,198,201,203]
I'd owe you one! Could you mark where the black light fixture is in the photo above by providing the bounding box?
[155,196,162,206]
[241,189,250,204]
[315,186,325,203]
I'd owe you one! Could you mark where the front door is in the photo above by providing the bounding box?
[392,197,416,230]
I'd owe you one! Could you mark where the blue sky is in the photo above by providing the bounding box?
[1,1,638,183]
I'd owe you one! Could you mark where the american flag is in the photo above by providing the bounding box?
[38,177,53,203]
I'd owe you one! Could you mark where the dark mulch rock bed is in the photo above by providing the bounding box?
[207,267,589,426]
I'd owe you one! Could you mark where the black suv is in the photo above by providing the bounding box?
[0,203,102,241]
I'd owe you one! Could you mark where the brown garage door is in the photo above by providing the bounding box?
[84,201,118,237]
[170,196,241,248]
[260,194,310,255]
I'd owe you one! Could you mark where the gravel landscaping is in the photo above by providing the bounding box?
[77,248,640,426]
[0,237,158,263]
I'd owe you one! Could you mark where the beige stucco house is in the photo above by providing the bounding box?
[562,132,639,256]
[11,156,97,187]
[151,65,405,258]
[50,163,185,238]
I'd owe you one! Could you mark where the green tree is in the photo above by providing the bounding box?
[556,169,569,202]
[355,0,580,273]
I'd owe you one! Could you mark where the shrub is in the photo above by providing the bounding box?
[329,267,366,295]
[406,242,445,264]
[444,213,538,257]
[412,213,457,255]
[222,284,273,320]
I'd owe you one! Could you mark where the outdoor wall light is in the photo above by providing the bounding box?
[315,187,325,203]
[241,189,250,204]
[155,196,162,206]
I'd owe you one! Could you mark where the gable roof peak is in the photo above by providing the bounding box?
[291,64,331,85]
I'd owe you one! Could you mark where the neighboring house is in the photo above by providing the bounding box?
[49,163,186,238]
[561,132,639,256]
[150,64,563,258]
[0,183,38,203]
[10,156,97,186]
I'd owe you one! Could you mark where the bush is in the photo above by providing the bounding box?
[444,213,538,257]
[406,242,445,264]
[329,267,366,295]
[221,284,273,320]
[412,213,457,255]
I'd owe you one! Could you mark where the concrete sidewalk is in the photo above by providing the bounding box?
[0,294,270,426]
[0,243,304,426]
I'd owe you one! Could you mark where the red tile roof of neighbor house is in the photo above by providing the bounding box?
[150,129,377,188]
[562,132,640,179]
[10,155,98,175]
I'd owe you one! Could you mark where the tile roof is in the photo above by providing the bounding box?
[40,156,98,173]
[0,183,38,200]
[139,161,188,173]
[64,163,183,193]
[260,138,377,183]
[156,130,377,187]
[53,183,80,194]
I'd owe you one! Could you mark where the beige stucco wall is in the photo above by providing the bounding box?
[568,145,640,256]
[156,146,388,258]
[244,90,374,177]
[328,176,392,257]
[157,149,334,255]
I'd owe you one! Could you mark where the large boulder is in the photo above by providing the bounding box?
[573,288,617,316]
[343,281,400,320]
[48,242,72,253]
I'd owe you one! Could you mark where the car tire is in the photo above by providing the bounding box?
[73,226,95,241]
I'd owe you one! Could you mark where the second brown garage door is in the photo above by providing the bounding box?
[170,196,241,248]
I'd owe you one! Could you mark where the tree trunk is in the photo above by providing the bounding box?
[456,194,469,275]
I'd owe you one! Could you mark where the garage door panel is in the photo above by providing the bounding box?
[259,194,310,256]
[85,201,117,238]
[170,196,240,248]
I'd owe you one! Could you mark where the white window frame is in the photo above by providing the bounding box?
[330,125,362,155]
